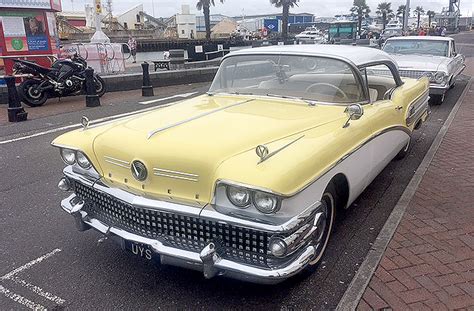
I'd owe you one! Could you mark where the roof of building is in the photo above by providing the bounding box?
[233,12,314,19]
[386,36,454,42]
[226,45,395,67]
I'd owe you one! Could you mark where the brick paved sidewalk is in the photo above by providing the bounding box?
[357,81,474,310]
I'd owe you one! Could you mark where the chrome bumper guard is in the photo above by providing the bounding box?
[60,168,321,284]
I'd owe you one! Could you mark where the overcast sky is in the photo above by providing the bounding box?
[62,0,472,18]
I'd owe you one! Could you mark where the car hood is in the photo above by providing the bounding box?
[390,54,449,71]
[81,95,344,205]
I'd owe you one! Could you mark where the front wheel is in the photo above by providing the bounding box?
[94,75,106,97]
[308,183,337,266]
[19,79,48,107]
[430,94,445,105]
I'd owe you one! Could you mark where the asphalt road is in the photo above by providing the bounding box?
[0,38,472,310]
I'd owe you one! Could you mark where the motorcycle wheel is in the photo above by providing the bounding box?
[94,75,106,97]
[19,79,48,107]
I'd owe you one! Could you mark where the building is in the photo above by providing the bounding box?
[58,11,87,27]
[211,18,237,38]
[117,4,144,30]
[196,14,229,32]
[235,12,313,34]
[176,5,196,39]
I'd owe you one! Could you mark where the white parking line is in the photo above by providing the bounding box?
[0,249,65,309]
[0,285,46,310]
[1,249,61,280]
[0,100,180,146]
[11,277,65,305]
[139,92,198,105]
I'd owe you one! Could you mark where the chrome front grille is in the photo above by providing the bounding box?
[74,182,271,267]
[398,70,429,79]
[368,69,429,80]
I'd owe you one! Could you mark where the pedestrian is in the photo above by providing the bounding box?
[441,27,446,37]
[128,35,137,63]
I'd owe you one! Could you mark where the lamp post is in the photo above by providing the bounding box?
[404,0,410,32]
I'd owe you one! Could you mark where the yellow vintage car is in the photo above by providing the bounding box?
[53,45,429,284]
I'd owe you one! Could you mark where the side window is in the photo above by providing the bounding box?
[363,64,398,102]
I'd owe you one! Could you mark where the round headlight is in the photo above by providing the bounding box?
[435,72,446,84]
[60,148,76,165]
[226,186,250,208]
[253,191,280,214]
[76,151,92,169]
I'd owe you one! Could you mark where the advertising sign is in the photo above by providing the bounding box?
[264,19,279,32]
[0,0,51,9]
[2,16,28,52]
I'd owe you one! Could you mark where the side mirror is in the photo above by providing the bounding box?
[343,104,364,128]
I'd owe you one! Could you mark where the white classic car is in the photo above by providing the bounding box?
[382,36,465,104]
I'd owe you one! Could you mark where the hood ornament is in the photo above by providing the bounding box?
[81,116,90,130]
[131,160,148,181]
[256,135,305,164]
[256,145,269,162]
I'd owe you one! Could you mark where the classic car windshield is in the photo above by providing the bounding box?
[209,54,364,104]
[383,40,449,57]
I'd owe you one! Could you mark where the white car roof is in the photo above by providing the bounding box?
[226,45,395,67]
[386,36,453,42]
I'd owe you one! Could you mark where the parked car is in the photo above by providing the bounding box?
[383,36,466,104]
[295,28,326,44]
[379,28,403,45]
[53,45,429,284]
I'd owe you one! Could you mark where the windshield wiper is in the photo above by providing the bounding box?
[266,93,318,106]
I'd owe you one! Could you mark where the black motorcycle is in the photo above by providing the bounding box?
[13,54,106,107]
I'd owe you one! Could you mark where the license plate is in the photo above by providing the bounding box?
[123,240,156,261]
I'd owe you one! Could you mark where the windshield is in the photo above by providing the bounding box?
[209,54,364,104]
[383,40,449,57]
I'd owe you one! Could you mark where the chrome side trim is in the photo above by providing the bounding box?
[104,156,130,169]
[406,90,429,127]
[153,168,199,182]
[147,99,254,139]
[153,168,198,178]
[257,135,305,164]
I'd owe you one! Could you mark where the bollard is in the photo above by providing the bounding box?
[141,62,154,97]
[6,76,28,122]
[85,67,100,107]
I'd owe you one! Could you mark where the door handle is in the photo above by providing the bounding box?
[395,106,403,111]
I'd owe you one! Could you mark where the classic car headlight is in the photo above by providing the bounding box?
[253,191,280,214]
[76,151,92,169]
[434,72,447,84]
[226,186,251,208]
[60,148,76,165]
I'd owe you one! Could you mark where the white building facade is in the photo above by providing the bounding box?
[176,5,196,39]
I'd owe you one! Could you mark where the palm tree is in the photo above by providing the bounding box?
[397,4,406,29]
[376,2,394,30]
[414,6,425,29]
[350,0,371,36]
[196,0,224,40]
[269,0,300,40]
[427,10,436,27]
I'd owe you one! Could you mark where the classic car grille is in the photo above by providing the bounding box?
[74,182,271,267]
[398,70,429,79]
[368,69,429,80]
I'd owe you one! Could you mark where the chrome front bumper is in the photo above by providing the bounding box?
[429,84,449,95]
[60,168,322,284]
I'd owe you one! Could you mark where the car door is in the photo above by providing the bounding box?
[450,40,465,79]
[362,64,411,183]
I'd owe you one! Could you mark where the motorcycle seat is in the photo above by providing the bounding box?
[14,59,53,75]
